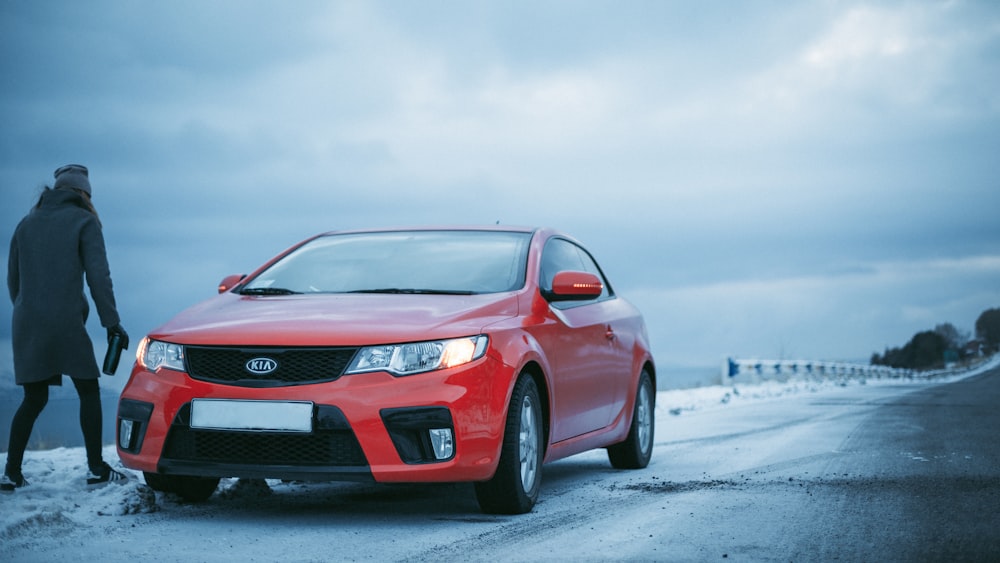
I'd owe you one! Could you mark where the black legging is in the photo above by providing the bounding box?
[5,377,104,477]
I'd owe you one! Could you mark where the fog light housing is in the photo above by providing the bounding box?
[117,399,153,454]
[119,419,135,449]
[381,406,455,463]
[428,428,454,460]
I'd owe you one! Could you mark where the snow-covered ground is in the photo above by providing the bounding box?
[1,355,996,561]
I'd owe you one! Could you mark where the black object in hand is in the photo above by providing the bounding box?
[103,324,130,375]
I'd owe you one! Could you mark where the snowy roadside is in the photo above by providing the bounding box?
[1,354,997,556]
[658,354,999,415]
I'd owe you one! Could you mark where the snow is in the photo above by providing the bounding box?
[1,355,996,561]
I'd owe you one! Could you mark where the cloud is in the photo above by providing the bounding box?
[2,1,998,367]
[752,3,999,123]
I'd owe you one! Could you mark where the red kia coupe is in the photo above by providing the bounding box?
[116,226,655,513]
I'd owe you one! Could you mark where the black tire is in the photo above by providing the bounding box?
[142,471,171,492]
[474,375,544,514]
[144,472,220,502]
[607,369,654,469]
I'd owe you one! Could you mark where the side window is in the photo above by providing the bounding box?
[540,238,613,306]
[540,238,584,291]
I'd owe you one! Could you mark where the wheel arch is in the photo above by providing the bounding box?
[642,360,657,404]
[519,360,551,458]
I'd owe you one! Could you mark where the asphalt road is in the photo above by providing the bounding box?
[791,367,1000,561]
[410,368,1000,562]
[572,366,1000,562]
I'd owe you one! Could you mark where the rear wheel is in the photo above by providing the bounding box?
[143,472,220,502]
[608,369,654,469]
[475,375,543,514]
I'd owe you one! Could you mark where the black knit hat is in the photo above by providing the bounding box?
[53,164,92,196]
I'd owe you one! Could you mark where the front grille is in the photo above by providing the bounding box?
[162,405,368,467]
[163,427,368,466]
[185,346,358,386]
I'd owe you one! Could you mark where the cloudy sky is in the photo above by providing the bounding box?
[2,1,998,377]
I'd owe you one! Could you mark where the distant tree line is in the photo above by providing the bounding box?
[871,307,1000,370]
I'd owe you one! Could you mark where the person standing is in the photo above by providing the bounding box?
[2,164,130,492]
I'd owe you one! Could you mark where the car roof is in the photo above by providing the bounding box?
[317,225,541,236]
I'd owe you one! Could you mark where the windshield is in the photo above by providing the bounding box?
[240,230,531,295]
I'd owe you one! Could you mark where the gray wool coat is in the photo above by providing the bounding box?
[7,188,121,384]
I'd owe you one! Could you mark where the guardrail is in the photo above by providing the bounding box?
[723,358,911,385]
[723,355,994,385]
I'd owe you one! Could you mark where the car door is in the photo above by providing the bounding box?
[537,238,632,443]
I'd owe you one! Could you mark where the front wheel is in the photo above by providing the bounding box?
[607,369,654,469]
[474,375,544,514]
[143,472,220,502]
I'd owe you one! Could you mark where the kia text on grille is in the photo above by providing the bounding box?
[245,358,278,374]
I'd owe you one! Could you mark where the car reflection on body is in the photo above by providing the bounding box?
[117,226,655,514]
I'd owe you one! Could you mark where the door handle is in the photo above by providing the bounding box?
[605,326,617,341]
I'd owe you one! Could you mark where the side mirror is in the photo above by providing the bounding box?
[544,271,603,302]
[218,274,246,294]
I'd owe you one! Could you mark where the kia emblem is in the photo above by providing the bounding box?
[245,357,278,375]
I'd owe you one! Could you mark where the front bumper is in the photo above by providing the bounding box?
[116,353,513,483]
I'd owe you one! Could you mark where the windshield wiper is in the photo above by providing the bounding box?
[347,288,475,295]
[239,287,301,295]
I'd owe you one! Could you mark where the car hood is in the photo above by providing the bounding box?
[148,292,521,347]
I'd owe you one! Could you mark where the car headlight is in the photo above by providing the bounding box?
[347,335,488,376]
[137,337,185,372]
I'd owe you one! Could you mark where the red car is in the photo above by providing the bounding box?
[117,226,655,514]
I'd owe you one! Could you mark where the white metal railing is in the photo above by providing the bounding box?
[723,357,911,384]
[722,355,994,385]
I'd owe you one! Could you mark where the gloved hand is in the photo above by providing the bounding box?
[107,323,130,351]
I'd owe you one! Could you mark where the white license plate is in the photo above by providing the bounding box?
[190,399,313,432]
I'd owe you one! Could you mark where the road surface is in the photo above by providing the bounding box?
[3,367,998,561]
